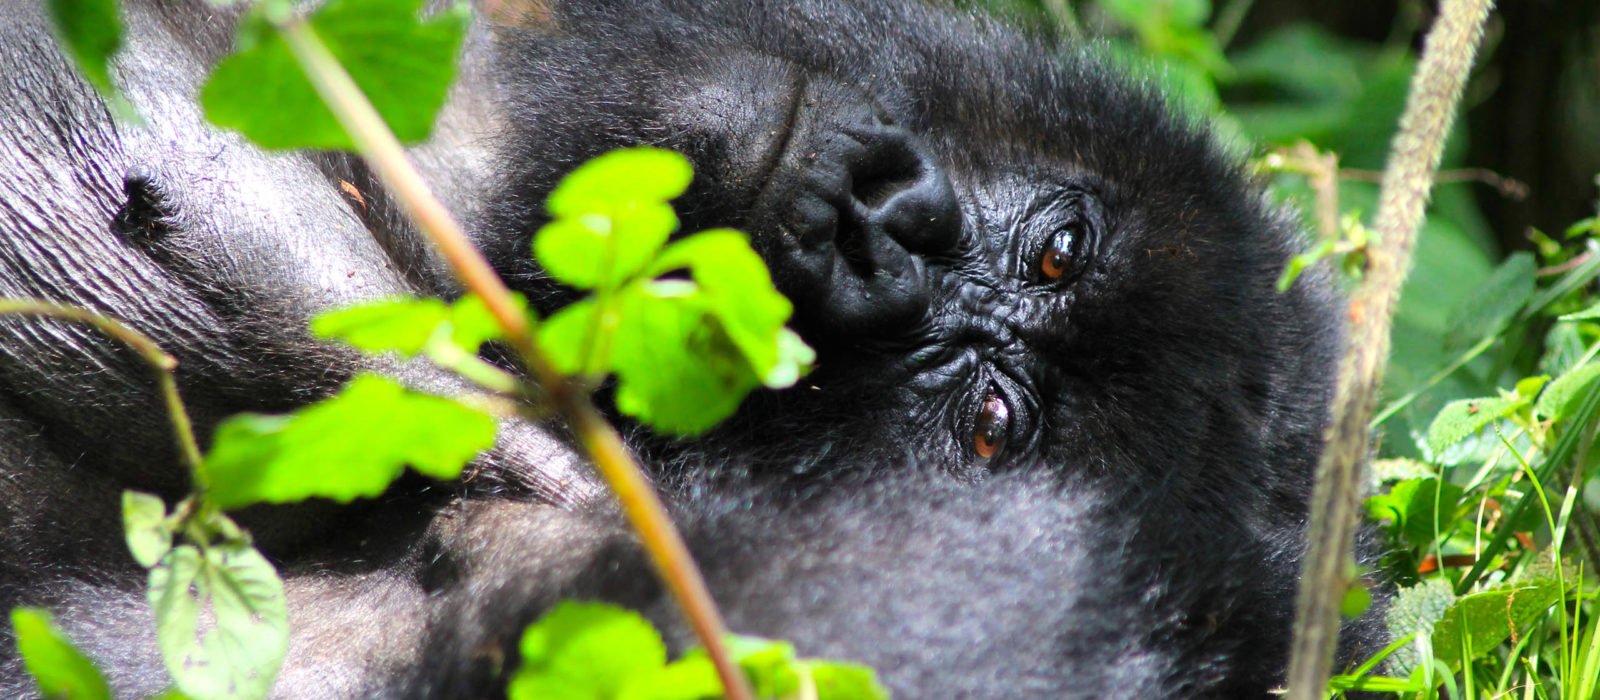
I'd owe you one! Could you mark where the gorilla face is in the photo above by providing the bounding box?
[476,0,1340,527]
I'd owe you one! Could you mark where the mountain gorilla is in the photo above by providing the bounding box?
[0,0,1382,697]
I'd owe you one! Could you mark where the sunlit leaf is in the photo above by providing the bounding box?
[1423,395,1525,459]
[43,0,138,121]
[12,607,112,700]
[150,541,288,700]
[311,297,449,357]
[508,602,667,700]
[204,374,495,509]
[201,0,469,150]
[1534,362,1600,424]
[122,491,173,569]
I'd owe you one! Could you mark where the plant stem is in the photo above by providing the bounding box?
[0,300,205,480]
[276,20,753,700]
[1284,2,1494,698]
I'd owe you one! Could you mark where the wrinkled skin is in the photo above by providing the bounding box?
[0,0,1380,697]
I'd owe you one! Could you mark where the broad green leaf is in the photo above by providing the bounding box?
[546,147,694,219]
[649,230,814,388]
[537,299,606,376]
[1442,252,1535,351]
[1430,575,1564,671]
[1423,395,1525,458]
[203,374,495,509]
[449,293,516,352]
[1382,578,1456,677]
[1534,362,1600,424]
[535,148,693,290]
[617,656,721,700]
[311,297,449,357]
[629,636,888,700]
[611,283,757,435]
[809,661,889,700]
[122,490,173,569]
[508,602,667,700]
[533,206,677,290]
[44,0,137,122]
[150,541,288,700]
[723,637,800,698]
[11,607,112,700]
[201,0,469,150]
[1365,478,1464,550]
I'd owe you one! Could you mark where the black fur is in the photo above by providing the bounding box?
[0,0,1381,697]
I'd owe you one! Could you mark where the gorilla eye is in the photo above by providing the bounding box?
[973,390,1010,459]
[1040,224,1085,282]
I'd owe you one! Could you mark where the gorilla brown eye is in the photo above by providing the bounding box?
[973,390,1010,459]
[1040,225,1081,281]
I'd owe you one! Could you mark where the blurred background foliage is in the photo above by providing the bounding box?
[963,1,1600,696]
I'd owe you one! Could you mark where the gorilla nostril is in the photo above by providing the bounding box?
[845,126,962,258]
[851,144,924,209]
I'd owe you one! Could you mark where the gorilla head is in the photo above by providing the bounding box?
[473,0,1339,525]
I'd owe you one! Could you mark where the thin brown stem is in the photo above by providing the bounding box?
[1340,166,1528,201]
[1285,1,1494,698]
[0,300,204,480]
[277,20,753,700]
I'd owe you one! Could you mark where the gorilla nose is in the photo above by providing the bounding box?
[840,123,963,257]
[765,115,962,338]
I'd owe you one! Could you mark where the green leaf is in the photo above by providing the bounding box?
[1382,578,1456,677]
[724,637,800,698]
[534,208,679,290]
[11,607,112,700]
[1365,478,1464,550]
[649,230,814,388]
[537,299,606,376]
[203,374,496,509]
[1513,375,1550,401]
[533,147,693,290]
[1341,580,1374,619]
[610,282,758,435]
[1534,362,1600,424]
[1442,252,1535,351]
[1368,458,1434,485]
[1423,395,1526,458]
[201,0,469,150]
[617,656,721,700]
[449,293,517,352]
[311,297,450,357]
[44,0,138,122]
[546,147,694,220]
[1558,301,1600,322]
[122,491,173,569]
[149,541,288,700]
[809,661,890,700]
[1430,574,1564,671]
[508,602,667,700]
